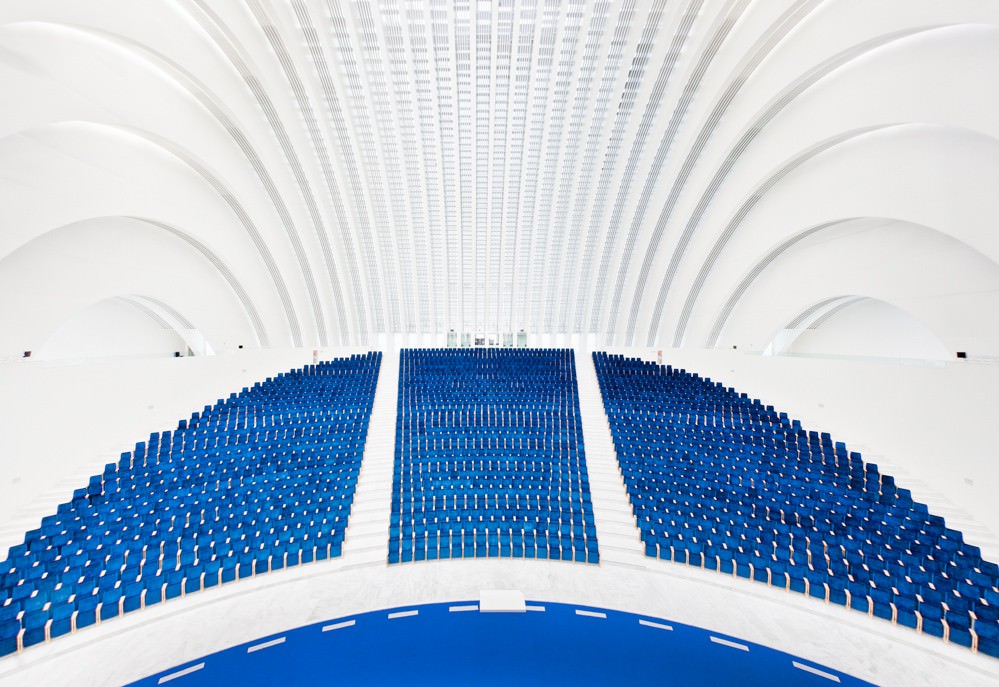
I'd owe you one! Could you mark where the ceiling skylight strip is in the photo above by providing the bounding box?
[491,0,514,332]
[540,1,608,332]
[383,2,434,332]
[325,0,403,333]
[475,0,493,331]
[406,2,446,333]
[429,0,460,328]
[512,0,560,332]
[612,1,747,345]
[558,0,637,333]
[453,0,474,329]
[573,0,667,334]
[589,0,704,341]
[381,1,425,332]
[530,0,586,333]
[502,0,539,331]
[293,4,370,342]
[251,0,367,345]
[353,0,411,333]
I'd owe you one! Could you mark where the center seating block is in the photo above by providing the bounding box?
[389,349,599,565]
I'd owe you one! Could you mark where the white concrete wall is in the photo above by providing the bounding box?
[784,298,951,361]
[34,298,187,361]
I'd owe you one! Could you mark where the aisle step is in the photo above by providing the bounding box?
[341,351,399,567]
[575,350,646,565]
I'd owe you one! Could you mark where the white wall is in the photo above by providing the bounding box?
[783,298,952,361]
[34,298,187,361]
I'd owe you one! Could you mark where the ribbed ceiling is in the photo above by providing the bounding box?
[1,0,998,354]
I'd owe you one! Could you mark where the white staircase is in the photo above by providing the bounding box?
[339,350,399,568]
[575,351,648,568]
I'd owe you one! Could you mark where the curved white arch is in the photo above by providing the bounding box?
[706,216,999,355]
[761,295,952,361]
[708,217,999,348]
[36,295,213,361]
[0,120,304,345]
[190,0,388,335]
[637,22,999,347]
[668,124,896,346]
[669,125,999,350]
[0,216,266,355]
[599,0,824,341]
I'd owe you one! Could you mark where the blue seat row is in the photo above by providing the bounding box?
[390,349,598,564]
[593,352,999,658]
[0,353,381,656]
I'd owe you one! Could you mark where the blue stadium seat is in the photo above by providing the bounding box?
[388,349,598,565]
[591,352,999,657]
[0,353,381,654]
[976,620,999,657]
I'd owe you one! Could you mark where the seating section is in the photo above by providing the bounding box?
[593,352,999,658]
[0,353,381,656]
[390,349,597,564]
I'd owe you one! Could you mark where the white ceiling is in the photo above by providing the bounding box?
[1,0,998,353]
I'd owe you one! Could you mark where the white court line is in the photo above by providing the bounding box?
[449,605,479,612]
[792,661,841,682]
[157,663,205,684]
[575,609,607,619]
[525,605,546,612]
[387,609,419,619]
[638,619,673,631]
[322,619,356,632]
[710,636,749,652]
[246,637,286,653]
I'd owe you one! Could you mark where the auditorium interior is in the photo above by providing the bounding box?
[1,1,998,685]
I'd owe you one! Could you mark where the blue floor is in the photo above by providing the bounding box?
[129,601,876,686]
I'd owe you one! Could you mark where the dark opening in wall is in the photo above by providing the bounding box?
[956,351,967,359]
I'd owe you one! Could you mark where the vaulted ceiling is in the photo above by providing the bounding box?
[1,0,998,354]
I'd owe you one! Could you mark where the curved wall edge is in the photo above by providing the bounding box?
[0,557,994,687]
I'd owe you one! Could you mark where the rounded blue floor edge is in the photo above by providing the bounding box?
[128,600,877,687]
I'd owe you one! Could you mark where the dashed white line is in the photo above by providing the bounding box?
[387,609,419,619]
[449,605,479,612]
[792,661,841,682]
[710,636,749,652]
[157,663,205,684]
[575,609,607,619]
[322,619,356,632]
[638,619,673,631]
[246,637,286,653]
[525,605,546,612]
